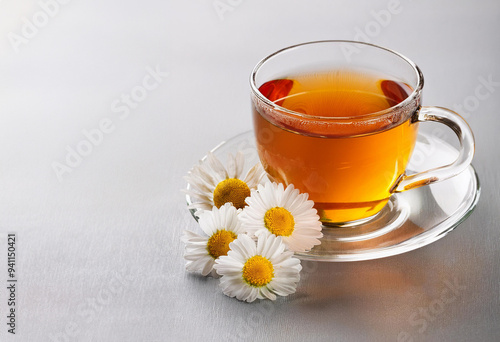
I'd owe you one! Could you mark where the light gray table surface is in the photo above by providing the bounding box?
[0,0,499,341]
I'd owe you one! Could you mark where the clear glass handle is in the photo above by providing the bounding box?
[394,106,475,192]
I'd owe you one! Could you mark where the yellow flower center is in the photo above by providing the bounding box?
[242,255,274,287]
[213,178,250,209]
[264,207,295,236]
[207,230,237,259]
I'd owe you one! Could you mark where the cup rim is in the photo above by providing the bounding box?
[250,40,424,121]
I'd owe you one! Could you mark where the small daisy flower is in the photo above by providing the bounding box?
[214,233,302,302]
[184,151,265,214]
[240,183,323,253]
[182,203,245,277]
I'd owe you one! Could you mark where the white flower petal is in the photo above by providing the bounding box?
[281,184,298,208]
[260,286,277,301]
[256,231,273,255]
[235,234,257,257]
[184,251,210,260]
[207,152,228,179]
[186,255,212,273]
[234,151,245,179]
[201,259,216,276]
[226,153,237,179]
[269,280,298,296]
[181,230,202,242]
[188,203,212,212]
[243,162,265,187]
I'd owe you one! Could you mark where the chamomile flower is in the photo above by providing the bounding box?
[182,203,245,277]
[214,233,302,302]
[240,182,323,253]
[184,151,265,214]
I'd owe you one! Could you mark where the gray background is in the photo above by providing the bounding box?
[0,0,499,341]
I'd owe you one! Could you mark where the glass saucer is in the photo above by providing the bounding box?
[186,131,480,262]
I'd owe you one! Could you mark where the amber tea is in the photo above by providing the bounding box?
[251,41,475,227]
[252,69,418,223]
